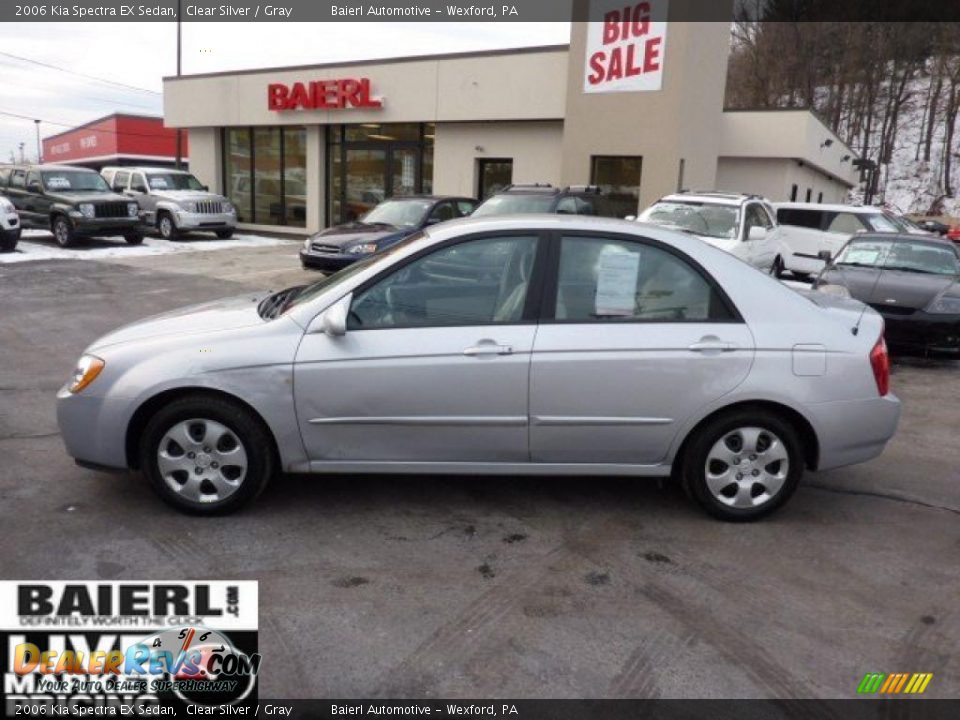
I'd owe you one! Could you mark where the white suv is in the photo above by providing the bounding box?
[0,193,21,252]
[637,192,783,273]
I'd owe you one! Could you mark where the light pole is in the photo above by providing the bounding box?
[34,119,41,163]
[175,0,183,169]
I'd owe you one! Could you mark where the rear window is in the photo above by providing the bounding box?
[777,208,824,229]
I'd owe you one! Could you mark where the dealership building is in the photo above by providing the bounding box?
[42,113,187,170]
[163,16,858,235]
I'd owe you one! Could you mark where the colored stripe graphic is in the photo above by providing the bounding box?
[858,672,932,694]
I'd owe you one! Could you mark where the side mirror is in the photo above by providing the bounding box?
[26,182,42,194]
[319,294,351,337]
[747,226,768,241]
[201,185,209,192]
[424,216,443,226]
[817,250,832,262]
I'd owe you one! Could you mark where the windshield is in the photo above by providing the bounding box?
[835,239,960,275]
[361,199,432,228]
[42,171,111,193]
[639,201,739,239]
[279,232,426,315]
[472,194,555,217]
[863,213,900,232]
[147,173,205,191]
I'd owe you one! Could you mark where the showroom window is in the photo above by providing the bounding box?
[552,235,734,323]
[327,123,435,225]
[223,126,306,227]
[590,156,642,218]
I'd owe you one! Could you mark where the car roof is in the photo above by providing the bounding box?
[774,202,883,213]
[8,164,96,173]
[657,193,750,207]
[102,166,192,174]
[380,195,475,202]
[851,232,958,248]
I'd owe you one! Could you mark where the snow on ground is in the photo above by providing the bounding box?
[0,230,296,265]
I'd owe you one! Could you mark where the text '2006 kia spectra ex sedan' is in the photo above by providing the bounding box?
[56,216,901,520]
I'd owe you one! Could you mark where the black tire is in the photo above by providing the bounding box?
[682,408,803,522]
[124,231,144,245]
[157,212,180,240]
[0,232,18,253]
[215,229,234,239]
[52,215,75,248]
[139,395,276,515]
[770,255,784,278]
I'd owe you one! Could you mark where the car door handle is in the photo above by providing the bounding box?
[688,339,738,353]
[464,342,513,357]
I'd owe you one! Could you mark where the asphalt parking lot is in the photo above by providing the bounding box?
[0,233,958,699]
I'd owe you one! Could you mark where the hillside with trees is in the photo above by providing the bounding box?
[725,20,960,217]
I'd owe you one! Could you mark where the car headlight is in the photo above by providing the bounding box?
[67,355,105,394]
[223,201,235,214]
[181,202,197,213]
[78,203,95,219]
[926,294,960,315]
[0,196,13,212]
[816,284,851,298]
[347,243,378,255]
[127,203,139,218]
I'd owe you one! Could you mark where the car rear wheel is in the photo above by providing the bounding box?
[52,216,75,248]
[683,409,803,521]
[140,396,275,514]
[158,213,180,240]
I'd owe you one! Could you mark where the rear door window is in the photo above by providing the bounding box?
[825,212,866,234]
[777,208,824,229]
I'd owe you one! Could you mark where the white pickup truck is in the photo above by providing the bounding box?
[772,202,914,279]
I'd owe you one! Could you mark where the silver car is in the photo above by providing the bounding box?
[56,216,901,520]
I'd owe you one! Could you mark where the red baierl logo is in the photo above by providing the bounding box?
[268,78,383,111]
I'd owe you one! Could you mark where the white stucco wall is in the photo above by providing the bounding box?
[433,121,564,198]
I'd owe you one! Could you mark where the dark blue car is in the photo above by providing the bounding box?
[300,196,477,272]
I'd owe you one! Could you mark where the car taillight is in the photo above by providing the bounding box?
[870,334,890,396]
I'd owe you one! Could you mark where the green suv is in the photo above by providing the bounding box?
[0,165,143,247]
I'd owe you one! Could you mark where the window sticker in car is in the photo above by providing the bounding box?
[150,177,169,189]
[45,176,71,190]
[595,248,641,316]
[844,247,884,265]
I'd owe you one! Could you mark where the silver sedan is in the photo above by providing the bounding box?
[56,216,901,520]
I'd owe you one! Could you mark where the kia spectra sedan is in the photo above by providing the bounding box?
[56,216,901,520]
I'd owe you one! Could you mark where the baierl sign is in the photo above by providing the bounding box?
[584,0,668,93]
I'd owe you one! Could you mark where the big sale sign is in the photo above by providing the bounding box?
[583,0,669,94]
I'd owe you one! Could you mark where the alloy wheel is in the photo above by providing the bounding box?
[704,426,789,508]
[156,418,248,503]
[159,216,174,239]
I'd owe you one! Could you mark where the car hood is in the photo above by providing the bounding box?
[88,292,270,351]
[48,191,130,204]
[821,266,959,310]
[310,222,408,248]
[152,190,229,203]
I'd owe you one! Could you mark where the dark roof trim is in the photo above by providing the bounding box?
[42,113,164,142]
[163,43,570,82]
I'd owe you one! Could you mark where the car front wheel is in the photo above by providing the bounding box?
[215,229,234,239]
[124,231,144,245]
[684,409,803,521]
[140,396,275,514]
[52,216,75,248]
[158,213,180,240]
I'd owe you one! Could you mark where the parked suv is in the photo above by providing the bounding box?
[0,165,142,247]
[638,191,783,273]
[102,166,237,240]
[473,184,609,217]
[0,183,21,252]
